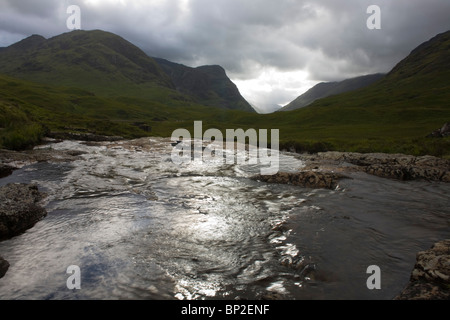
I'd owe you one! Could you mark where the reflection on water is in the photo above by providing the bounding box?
[0,138,449,300]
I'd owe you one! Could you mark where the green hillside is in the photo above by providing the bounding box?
[1,30,449,157]
[279,73,385,111]
[154,58,256,112]
[0,30,175,99]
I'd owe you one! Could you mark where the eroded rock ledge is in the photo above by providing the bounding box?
[251,171,348,189]
[302,152,450,182]
[0,148,86,178]
[395,240,450,300]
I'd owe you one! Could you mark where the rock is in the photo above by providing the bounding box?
[395,240,450,300]
[0,148,85,168]
[427,122,450,138]
[0,164,16,178]
[0,256,9,279]
[252,171,348,189]
[442,122,450,137]
[304,152,450,182]
[0,183,47,240]
[47,132,123,142]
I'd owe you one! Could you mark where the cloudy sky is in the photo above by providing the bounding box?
[1,0,449,113]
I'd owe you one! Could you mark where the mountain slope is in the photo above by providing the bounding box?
[280,73,385,111]
[0,30,175,99]
[263,30,450,155]
[154,57,255,112]
[1,30,449,157]
[0,30,254,113]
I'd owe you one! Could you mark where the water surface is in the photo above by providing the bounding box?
[0,138,448,300]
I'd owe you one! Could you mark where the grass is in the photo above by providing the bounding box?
[1,30,449,157]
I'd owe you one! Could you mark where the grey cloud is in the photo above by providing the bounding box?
[0,0,449,109]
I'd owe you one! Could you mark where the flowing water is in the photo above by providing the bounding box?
[0,138,449,300]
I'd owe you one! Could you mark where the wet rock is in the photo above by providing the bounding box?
[0,148,85,168]
[0,256,9,279]
[0,183,47,240]
[395,240,450,300]
[0,164,16,178]
[252,171,348,189]
[304,152,450,182]
[48,131,123,142]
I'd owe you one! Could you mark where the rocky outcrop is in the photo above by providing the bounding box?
[427,122,450,138]
[396,240,450,300]
[252,171,348,189]
[0,148,86,173]
[303,152,450,182]
[0,183,47,240]
[0,256,9,279]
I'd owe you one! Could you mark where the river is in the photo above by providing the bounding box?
[0,138,449,300]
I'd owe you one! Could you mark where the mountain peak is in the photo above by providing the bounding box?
[7,34,46,52]
[0,29,174,91]
[154,58,255,112]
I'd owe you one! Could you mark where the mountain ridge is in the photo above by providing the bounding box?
[153,57,255,113]
[280,73,385,112]
[0,29,449,157]
[0,30,254,112]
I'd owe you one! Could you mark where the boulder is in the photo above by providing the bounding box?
[0,183,47,240]
[395,240,450,300]
[0,164,16,178]
[427,122,450,138]
[0,256,9,279]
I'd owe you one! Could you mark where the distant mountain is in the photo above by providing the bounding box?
[268,30,450,153]
[0,30,254,112]
[280,73,385,111]
[0,30,174,96]
[154,58,255,112]
[251,103,282,114]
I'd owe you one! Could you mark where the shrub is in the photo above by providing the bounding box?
[1,123,46,151]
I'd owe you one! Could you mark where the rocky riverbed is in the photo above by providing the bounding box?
[395,240,450,300]
[0,140,449,298]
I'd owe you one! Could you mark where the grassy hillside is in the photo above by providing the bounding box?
[0,73,239,149]
[154,58,256,112]
[1,30,449,158]
[280,74,385,111]
[269,30,450,156]
[0,30,174,98]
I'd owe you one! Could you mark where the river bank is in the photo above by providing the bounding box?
[0,139,449,299]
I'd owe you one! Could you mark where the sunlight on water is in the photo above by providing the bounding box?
[0,138,449,300]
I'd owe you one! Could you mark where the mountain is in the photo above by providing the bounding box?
[1,29,449,157]
[0,29,253,112]
[279,73,385,111]
[0,30,174,97]
[154,58,255,112]
[265,30,450,155]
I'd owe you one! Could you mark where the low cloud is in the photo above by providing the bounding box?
[0,0,449,112]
